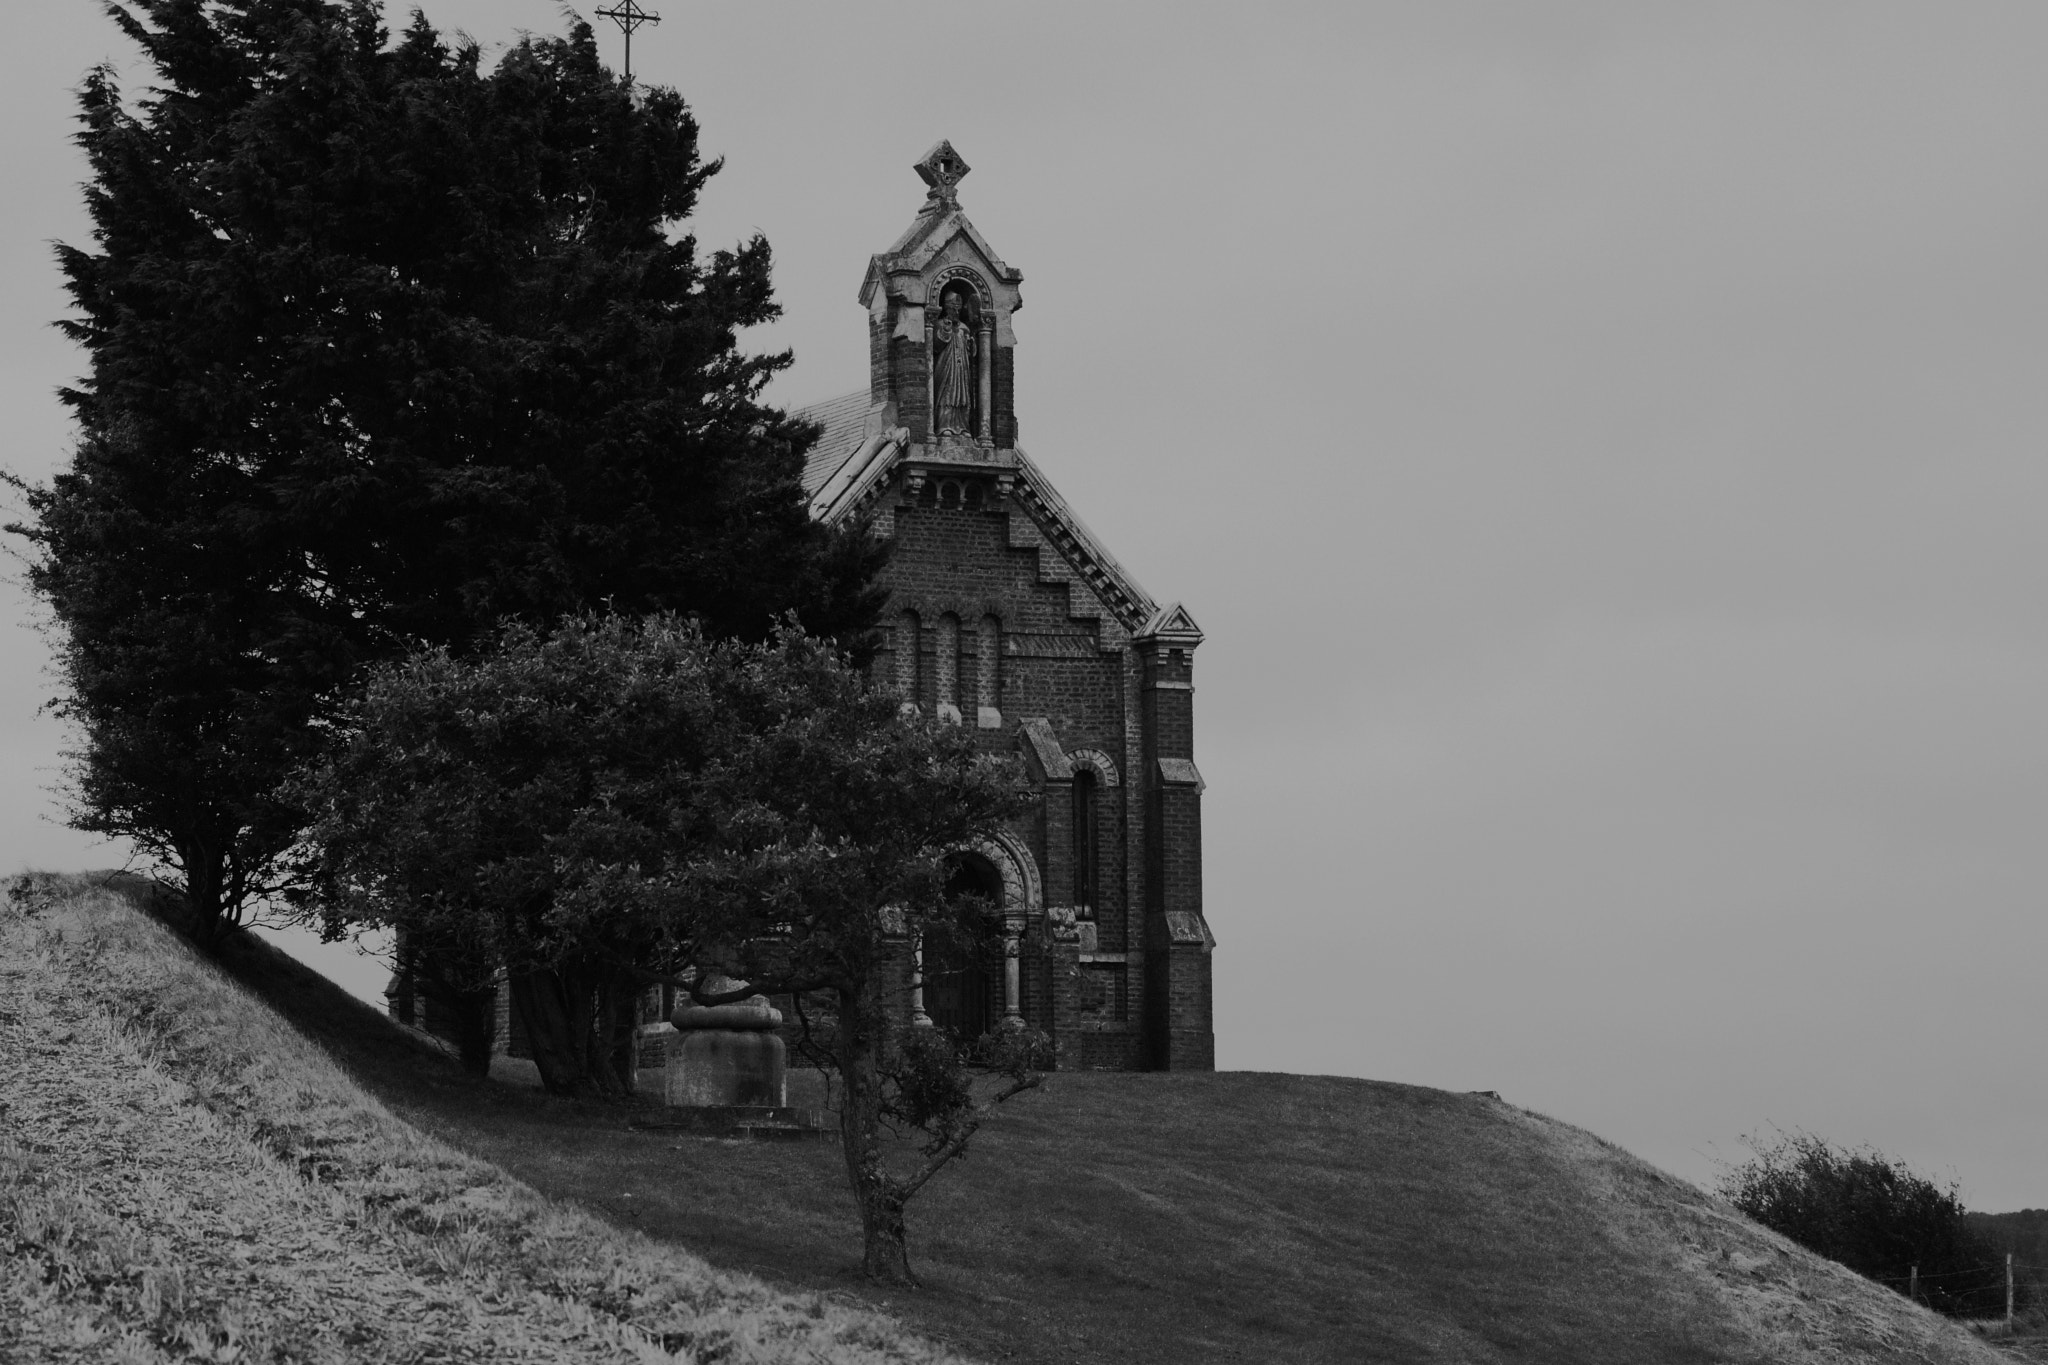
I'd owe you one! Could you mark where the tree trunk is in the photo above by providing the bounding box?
[451,982,497,1077]
[175,842,230,950]
[835,985,918,1285]
[859,1182,914,1284]
[509,964,619,1098]
[587,973,637,1097]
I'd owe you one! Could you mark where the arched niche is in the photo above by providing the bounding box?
[926,266,995,441]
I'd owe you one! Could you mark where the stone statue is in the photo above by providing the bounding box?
[932,286,978,435]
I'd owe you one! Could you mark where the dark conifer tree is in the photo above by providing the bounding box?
[12,1,883,949]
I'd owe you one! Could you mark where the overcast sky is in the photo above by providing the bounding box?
[6,1,2046,1209]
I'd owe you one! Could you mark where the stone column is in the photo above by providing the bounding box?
[911,935,933,1028]
[977,318,994,442]
[1002,928,1023,1027]
[925,317,937,442]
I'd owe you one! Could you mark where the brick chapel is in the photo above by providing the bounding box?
[390,144,1216,1072]
[792,142,1216,1070]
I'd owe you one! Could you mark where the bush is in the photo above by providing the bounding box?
[1718,1131,2017,1317]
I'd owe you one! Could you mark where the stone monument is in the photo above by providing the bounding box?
[665,991,787,1108]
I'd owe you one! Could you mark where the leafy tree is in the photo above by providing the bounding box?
[290,613,1044,1280]
[9,0,881,948]
[290,613,737,1092]
[1719,1130,2018,1317]
[674,632,1047,1285]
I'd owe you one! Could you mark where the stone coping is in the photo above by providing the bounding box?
[670,996,783,1032]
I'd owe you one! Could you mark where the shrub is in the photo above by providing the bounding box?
[1718,1131,2017,1317]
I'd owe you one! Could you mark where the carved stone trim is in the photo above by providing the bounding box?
[929,263,994,311]
[1066,748,1121,787]
[967,829,1043,923]
[1043,904,1082,946]
[1017,718,1074,782]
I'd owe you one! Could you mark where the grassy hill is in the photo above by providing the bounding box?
[3,875,2028,1364]
[1,876,962,1364]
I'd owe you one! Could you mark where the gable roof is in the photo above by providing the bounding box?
[795,388,873,496]
[789,389,1162,634]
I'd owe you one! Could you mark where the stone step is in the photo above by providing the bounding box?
[629,1104,837,1140]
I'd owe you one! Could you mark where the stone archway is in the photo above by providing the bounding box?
[923,852,1002,1039]
[914,833,1042,1037]
[967,830,1041,925]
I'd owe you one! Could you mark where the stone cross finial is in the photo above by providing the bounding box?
[915,140,971,207]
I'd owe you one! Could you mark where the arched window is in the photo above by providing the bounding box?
[935,613,961,722]
[975,614,1001,725]
[1072,768,1098,918]
[894,609,919,702]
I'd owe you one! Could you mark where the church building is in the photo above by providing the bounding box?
[792,143,1215,1070]
[389,144,1215,1074]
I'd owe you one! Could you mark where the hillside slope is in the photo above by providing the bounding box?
[5,875,2018,1365]
[441,1072,2013,1365]
[0,876,962,1364]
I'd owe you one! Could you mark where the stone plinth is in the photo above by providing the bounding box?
[627,1104,836,1141]
[665,995,786,1109]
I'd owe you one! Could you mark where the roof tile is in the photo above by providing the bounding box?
[792,389,873,495]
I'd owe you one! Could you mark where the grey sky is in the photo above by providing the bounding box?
[5,2,2045,1207]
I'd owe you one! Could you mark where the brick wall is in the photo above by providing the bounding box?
[993,346,1017,448]
[869,317,891,405]
[887,334,930,442]
[865,482,1211,1070]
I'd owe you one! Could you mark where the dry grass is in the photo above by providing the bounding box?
[0,874,965,1364]
[1534,1113,2018,1363]
[1961,1312,2048,1362]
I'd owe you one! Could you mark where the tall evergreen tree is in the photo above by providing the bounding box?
[10,0,882,947]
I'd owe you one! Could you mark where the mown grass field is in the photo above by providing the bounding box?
[7,874,2034,1363]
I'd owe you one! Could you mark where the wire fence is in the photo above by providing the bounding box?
[1859,1253,2048,1324]
[1868,1259,2048,1285]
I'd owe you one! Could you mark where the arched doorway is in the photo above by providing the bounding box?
[923,853,1003,1040]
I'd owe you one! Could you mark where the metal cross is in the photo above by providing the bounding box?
[595,0,662,82]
